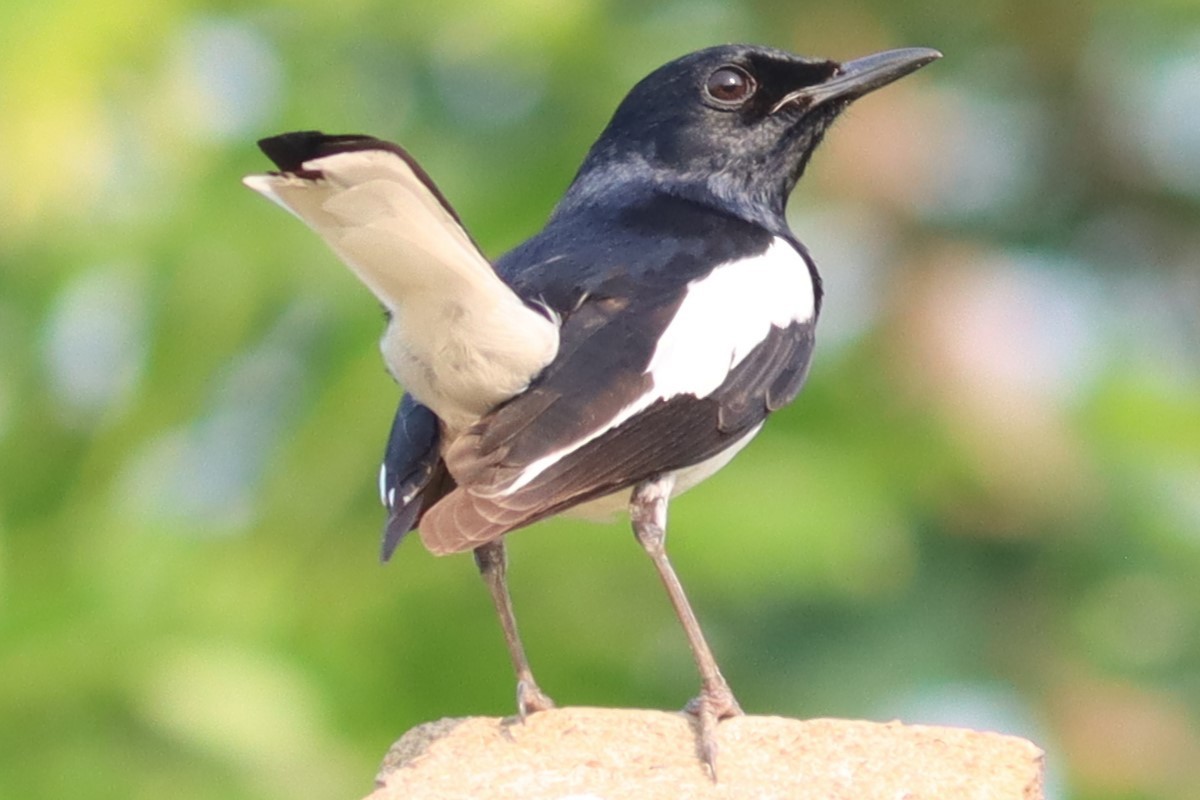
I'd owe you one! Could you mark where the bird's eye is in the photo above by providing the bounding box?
[704,65,756,107]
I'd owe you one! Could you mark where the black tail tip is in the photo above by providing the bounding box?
[256,130,327,171]
[256,131,380,172]
[380,507,419,563]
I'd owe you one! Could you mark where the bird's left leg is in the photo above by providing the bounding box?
[473,539,556,718]
[630,474,742,778]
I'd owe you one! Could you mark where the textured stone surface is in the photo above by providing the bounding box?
[365,707,1045,799]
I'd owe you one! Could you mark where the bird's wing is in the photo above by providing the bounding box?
[418,233,819,555]
[244,132,559,424]
[378,394,454,561]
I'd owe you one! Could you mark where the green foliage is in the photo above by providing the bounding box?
[2,2,1199,798]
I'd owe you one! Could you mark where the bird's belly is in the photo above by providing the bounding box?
[564,423,763,523]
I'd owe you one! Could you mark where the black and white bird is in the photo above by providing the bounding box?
[244,43,939,772]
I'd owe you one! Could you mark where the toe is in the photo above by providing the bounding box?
[684,682,742,781]
[516,680,556,718]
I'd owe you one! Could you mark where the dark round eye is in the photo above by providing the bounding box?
[704,65,756,106]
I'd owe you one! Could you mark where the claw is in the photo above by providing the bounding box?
[516,679,556,719]
[684,680,743,780]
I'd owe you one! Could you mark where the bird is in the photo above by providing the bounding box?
[244,43,940,775]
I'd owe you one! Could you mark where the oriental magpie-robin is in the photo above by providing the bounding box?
[245,43,939,774]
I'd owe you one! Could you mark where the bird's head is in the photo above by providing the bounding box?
[564,44,940,228]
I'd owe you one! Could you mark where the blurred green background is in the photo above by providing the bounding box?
[3,1,1199,798]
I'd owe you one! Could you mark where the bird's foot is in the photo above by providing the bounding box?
[684,680,743,781]
[516,679,556,720]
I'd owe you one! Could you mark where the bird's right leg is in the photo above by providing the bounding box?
[631,474,742,779]
[474,539,555,718]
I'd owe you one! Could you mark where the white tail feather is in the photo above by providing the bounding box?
[244,149,559,429]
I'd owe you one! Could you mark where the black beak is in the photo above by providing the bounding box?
[771,47,942,113]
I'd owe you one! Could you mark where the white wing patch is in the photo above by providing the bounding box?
[645,237,814,397]
[244,150,559,431]
[502,238,813,494]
